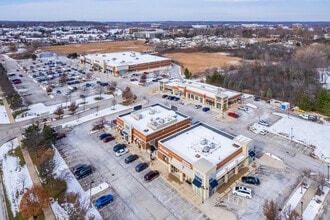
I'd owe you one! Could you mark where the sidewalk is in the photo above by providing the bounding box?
[0,89,56,220]
[124,140,237,220]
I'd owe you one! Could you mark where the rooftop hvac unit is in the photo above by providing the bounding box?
[209,143,216,149]
[202,146,210,153]
[200,138,208,145]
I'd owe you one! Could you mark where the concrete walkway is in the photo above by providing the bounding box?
[0,89,55,220]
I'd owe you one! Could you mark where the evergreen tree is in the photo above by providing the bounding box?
[266,88,273,98]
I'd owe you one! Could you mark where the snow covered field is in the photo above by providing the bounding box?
[270,112,330,162]
[0,139,33,217]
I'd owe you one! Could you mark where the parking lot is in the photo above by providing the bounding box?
[56,118,207,220]
[217,165,300,220]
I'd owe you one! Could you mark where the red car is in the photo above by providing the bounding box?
[143,71,149,74]
[144,170,159,182]
[103,136,115,143]
[228,112,239,118]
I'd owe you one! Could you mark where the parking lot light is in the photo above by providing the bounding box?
[301,201,303,220]
[89,181,94,207]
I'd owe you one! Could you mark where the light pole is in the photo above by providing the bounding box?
[89,181,94,207]
[301,201,303,220]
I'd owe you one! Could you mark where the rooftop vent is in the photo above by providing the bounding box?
[209,142,216,149]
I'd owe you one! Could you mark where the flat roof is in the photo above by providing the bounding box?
[83,51,170,67]
[160,123,243,166]
[165,80,240,99]
[118,104,189,135]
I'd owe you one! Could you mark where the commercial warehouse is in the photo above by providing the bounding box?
[80,51,171,77]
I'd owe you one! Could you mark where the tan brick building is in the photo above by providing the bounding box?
[158,122,253,201]
[115,104,191,153]
[80,51,171,77]
[159,80,241,111]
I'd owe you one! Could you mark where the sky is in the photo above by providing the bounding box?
[0,0,329,22]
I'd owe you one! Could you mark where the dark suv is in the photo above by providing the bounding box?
[124,154,138,164]
[135,162,148,172]
[241,176,260,185]
[113,144,126,152]
[74,165,92,179]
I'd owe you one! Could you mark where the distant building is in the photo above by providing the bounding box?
[80,51,171,77]
[115,104,191,152]
[159,80,241,111]
[158,122,253,201]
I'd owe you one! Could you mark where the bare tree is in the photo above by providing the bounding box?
[60,192,88,220]
[122,86,135,104]
[314,172,326,191]
[107,80,117,93]
[53,105,64,119]
[281,205,300,220]
[302,168,312,178]
[263,199,280,220]
[68,101,79,115]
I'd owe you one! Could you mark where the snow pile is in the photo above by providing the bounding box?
[0,103,10,124]
[265,152,283,162]
[51,148,102,219]
[303,186,330,220]
[0,139,33,217]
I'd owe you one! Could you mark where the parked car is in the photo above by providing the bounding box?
[254,96,260,101]
[202,107,210,112]
[162,94,168,99]
[258,119,269,127]
[232,186,252,199]
[99,133,111,140]
[113,144,126,152]
[238,106,248,111]
[167,95,174,100]
[115,148,129,157]
[12,79,22,84]
[95,194,113,209]
[195,104,202,109]
[299,114,309,120]
[56,133,66,140]
[228,112,239,118]
[144,170,159,182]
[71,164,89,174]
[74,165,92,179]
[173,96,180,101]
[241,176,260,185]
[124,154,139,164]
[103,136,115,143]
[135,162,148,172]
